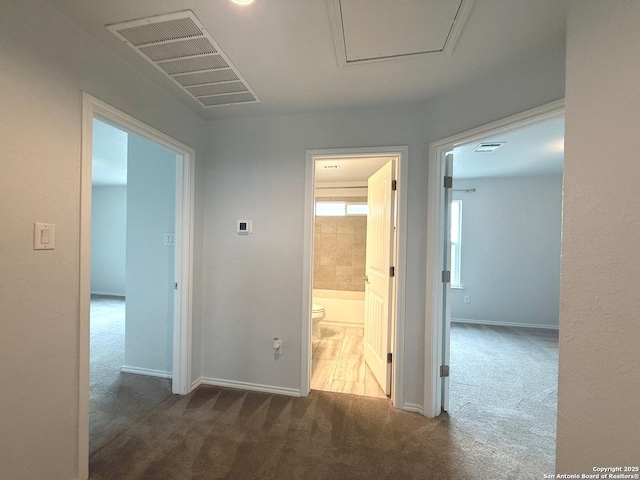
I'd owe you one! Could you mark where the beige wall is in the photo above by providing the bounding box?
[314,197,367,292]
[556,1,640,473]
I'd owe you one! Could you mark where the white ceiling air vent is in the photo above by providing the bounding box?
[107,11,259,108]
[474,142,505,153]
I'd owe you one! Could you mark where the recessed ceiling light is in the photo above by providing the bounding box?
[474,142,505,153]
[231,0,254,5]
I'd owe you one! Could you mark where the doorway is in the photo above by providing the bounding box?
[78,93,195,479]
[425,99,564,418]
[89,118,177,452]
[302,147,408,408]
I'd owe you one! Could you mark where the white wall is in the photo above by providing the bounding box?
[91,186,127,296]
[124,135,176,375]
[450,176,562,327]
[201,43,565,404]
[557,1,640,473]
[0,0,208,478]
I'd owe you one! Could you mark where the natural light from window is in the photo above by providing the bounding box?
[316,201,368,217]
[451,200,462,288]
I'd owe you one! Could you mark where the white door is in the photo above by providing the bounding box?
[364,160,395,395]
[441,153,454,411]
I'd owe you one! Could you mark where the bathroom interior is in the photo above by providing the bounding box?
[310,157,391,399]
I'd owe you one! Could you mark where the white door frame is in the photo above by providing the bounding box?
[424,99,565,418]
[301,146,408,409]
[78,93,195,478]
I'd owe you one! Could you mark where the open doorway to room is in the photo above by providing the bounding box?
[79,93,195,479]
[303,147,408,406]
[88,118,177,453]
[426,101,564,472]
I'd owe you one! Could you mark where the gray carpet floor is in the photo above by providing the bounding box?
[90,311,558,479]
[449,322,559,476]
[90,295,172,454]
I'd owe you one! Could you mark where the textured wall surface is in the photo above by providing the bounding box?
[556,0,640,473]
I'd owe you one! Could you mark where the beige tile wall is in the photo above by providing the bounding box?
[313,197,367,292]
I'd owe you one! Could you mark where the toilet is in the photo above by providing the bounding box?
[311,303,326,339]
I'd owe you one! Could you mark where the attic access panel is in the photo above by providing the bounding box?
[329,0,474,65]
[107,11,259,108]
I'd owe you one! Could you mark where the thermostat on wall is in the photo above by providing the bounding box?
[237,220,253,235]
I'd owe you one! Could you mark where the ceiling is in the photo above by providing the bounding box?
[47,0,566,121]
[315,157,392,184]
[453,116,564,179]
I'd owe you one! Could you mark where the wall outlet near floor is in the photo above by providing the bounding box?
[464,295,470,304]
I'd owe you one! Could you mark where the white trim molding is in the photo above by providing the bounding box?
[199,378,302,397]
[302,146,408,411]
[90,291,125,297]
[425,99,565,419]
[402,403,425,416]
[451,318,559,330]
[121,366,173,379]
[78,92,196,480]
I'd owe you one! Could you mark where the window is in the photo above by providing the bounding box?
[315,201,368,217]
[315,201,346,216]
[450,200,462,288]
[345,203,367,216]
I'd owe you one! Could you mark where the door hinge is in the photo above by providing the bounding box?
[387,353,393,364]
[174,282,178,290]
[390,266,395,277]
[442,270,451,283]
[440,365,450,377]
[391,179,397,191]
[443,176,453,189]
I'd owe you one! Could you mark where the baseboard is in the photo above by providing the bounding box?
[319,320,364,328]
[190,377,203,391]
[198,377,301,397]
[91,291,125,297]
[121,365,172,379]
[402,403,425,415]
[451,317,559,330]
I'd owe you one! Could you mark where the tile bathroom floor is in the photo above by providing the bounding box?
[311,325,388,398]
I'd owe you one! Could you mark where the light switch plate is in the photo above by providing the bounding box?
[164,234,175,246]
[34,223,55,250]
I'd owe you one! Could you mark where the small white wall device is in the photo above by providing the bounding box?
[273,338,282,356]
[237,220,253,235]
[34,222,55,250]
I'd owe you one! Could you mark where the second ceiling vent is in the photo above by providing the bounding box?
[107,11,259,108]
